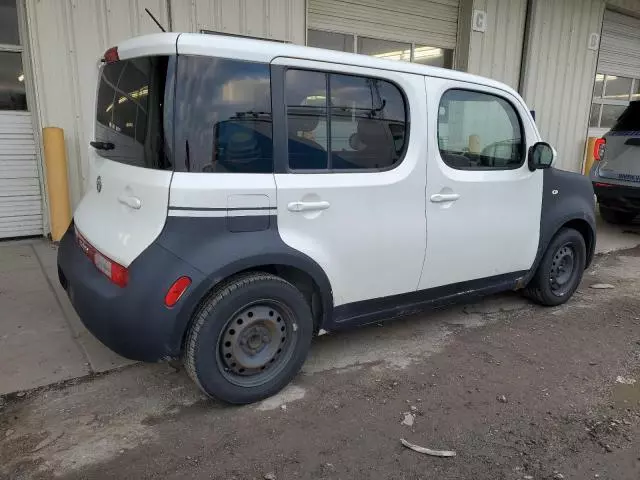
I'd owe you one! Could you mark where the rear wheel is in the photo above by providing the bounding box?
[599,205,637,225]
[184,272,313,404]
[524,228,586,306]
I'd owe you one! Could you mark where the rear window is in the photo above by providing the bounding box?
[173,57,273,173]
[611,102,640,132]
[95,56,175,169]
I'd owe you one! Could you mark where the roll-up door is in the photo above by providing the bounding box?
[0,111,43,238]
[598,10,640,78]
[308,0,459,50]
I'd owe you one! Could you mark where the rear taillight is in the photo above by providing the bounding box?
[594,138,606,161]
[103,46,119,63]
[75,227,129,287]
[164,276,192,307]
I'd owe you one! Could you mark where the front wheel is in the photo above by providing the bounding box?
[184,272,314,404]
[524,228,586,306]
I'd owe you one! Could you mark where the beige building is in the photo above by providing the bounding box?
[1,0,640,238]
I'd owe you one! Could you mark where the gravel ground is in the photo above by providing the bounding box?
[1,247,639,480]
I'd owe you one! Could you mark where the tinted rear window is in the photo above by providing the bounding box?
[95,56,175,169]
[173,57,273,173]
[611,102,640,132]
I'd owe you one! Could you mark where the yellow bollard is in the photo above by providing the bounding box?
[583,136,597,175]
[42,127,71,242]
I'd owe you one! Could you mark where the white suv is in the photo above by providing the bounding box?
[58,33,596,404]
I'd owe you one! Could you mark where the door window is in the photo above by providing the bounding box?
[285,69,408,171]
[437,89,524,170]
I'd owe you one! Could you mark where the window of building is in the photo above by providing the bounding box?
[307,30,354,53]
[0,0,27,111]
[438,89,524,170]
[173,57,273,173]
[285,69,408,171]
[307,29,454,69]
[589,73,640,128]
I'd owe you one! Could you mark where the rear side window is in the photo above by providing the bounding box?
[285,69,408,171]
[611,102,640,132]
[95,56,174,169]
[173,57,272,173]
[438,89,524,170]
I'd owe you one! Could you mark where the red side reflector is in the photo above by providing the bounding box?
[103,47,119,63]
[594,138,606,161]
[594,182,613,188]
[165,276,192,307]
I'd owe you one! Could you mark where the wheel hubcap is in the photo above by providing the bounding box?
[219,303,292,383]
[549,244,576,295]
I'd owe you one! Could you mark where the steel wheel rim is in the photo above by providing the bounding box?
[549,243,576,296]
[217,300,298,388]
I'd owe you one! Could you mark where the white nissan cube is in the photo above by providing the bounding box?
[58,33,596,404]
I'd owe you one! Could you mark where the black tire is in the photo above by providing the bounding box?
[184,272,313,404]
[599,205,637,225]
[524,228,586,307]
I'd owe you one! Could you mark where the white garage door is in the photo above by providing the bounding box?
[598,9,640,78]
[588,10,640,134]
[308,0,459,67]
[0,111,43,238]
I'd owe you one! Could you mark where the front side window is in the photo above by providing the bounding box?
[437,89,524,170]
[285,69,408,171]
[173,57,272,173]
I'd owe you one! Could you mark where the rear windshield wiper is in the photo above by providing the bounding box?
[90,141,115,150]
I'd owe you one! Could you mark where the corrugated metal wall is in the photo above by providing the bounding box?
[25,0,170,208]
[170,0,305,44]
[464,0,527,90]
[308,0,459,49]
[520,0,605,172]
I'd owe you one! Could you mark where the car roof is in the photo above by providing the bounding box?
[117,32,522,99]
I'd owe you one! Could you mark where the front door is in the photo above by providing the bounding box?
[272,58,427,308]
[419,78,543,291]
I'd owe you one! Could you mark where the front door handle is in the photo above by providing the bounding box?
[287,201,330,212]
[430,193,460,203]
[118,195,142,210]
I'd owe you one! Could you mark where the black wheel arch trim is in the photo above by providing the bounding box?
[155,216,334,356]
[521,168,596,287]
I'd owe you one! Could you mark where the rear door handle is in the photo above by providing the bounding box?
[118,195,142,210]
[287,201,330,212]
[430,193,460,203]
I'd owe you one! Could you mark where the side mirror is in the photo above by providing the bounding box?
[528,142,556,171]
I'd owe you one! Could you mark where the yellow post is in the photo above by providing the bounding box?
[42,127,71,242]
[583,136,597,175]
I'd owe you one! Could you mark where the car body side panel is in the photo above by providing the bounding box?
[521,168,596,287]
[156,215,334,348]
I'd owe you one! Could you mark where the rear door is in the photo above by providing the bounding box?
[599,102,640,184]
[74,44,177,267]
[272,58,427,307]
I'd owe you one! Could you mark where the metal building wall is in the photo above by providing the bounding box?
[25,0,170,209]
[520,0,605,172]
[459,0,528,90]
[170,0,305,44]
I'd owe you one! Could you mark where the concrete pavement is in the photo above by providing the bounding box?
[1,213,639,396]
[0,240,133,396]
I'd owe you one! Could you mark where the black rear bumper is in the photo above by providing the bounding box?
[57,225,205,362]
[593,182,640,212]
